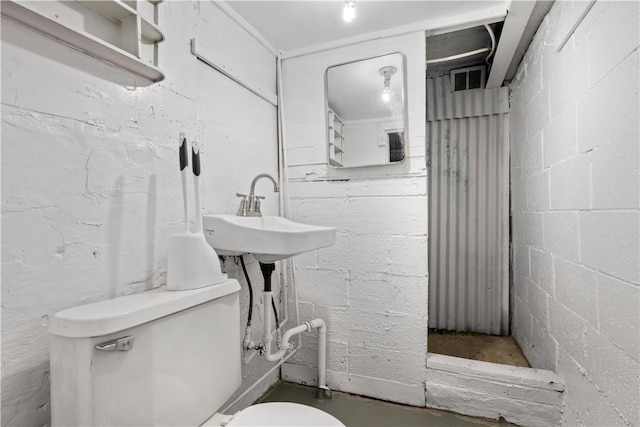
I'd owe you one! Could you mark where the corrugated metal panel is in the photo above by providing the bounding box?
[426,76,509,122]
[427,113,510,335]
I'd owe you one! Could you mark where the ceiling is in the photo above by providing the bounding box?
[226,1,508,52]
[328,53,405,121]
[425,23,503,78]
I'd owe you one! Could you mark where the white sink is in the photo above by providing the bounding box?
[202,214,336,262]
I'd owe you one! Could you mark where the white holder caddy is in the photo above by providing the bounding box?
[167,134,226,291]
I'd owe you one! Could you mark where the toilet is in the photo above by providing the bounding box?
[48,279,343,426]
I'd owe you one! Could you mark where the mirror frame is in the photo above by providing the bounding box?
[324,52,409,169]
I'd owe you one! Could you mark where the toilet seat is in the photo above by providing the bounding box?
[225,402,344,426]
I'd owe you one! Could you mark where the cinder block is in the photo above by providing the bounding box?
[529,317,558,371]
[556,350,628,426]
[541,4,574,80]
[292,250,318,269]
[549,300,587,367]
[345,196,428,237]
[512,298,532,343]
[580,211,640,283]
[522,54,543,101]
[288,176,427,199]
[511,211,525,242]
[349,344,425,385]
[289,338,349,373]
[286,163,328,181]
[314,305,426,352]
[543,212,580,262]
[295,268,350,308]
[543,108,577,168]
[591,135,640,209]
[570,0,608,45]
[510,104,527,156]
[511,177,527,210]
[514,273,531,307]
[318,234,428,277]
[513,242,530,277]
[522,212,544,248]
[350,272,427,314]
[285,145,325,167]
[597,274,640,361]
[545,26,589,117]
[296,301,315,324]
[553,258,598,327]
[523,132,543,178]
[577,52,639,153]
[525,88,550,139]
[527,283,550,329]
[583,324,640,425]
[288,197,349,231]
[425,369,563,426]
[567,19,592,96]
[526,170,550,211]
[311,306,349,344]
[549,154,590,210]
[530,248,554,295]
[587,1,640,86]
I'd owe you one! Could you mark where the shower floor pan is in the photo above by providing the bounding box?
[428,329,530,368]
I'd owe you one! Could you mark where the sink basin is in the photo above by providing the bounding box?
[202,214,336,262]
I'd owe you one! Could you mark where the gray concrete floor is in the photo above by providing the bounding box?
[258,381,515,427]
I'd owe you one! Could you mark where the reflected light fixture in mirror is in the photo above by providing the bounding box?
[343,0,356,22]
[379,66,397,103]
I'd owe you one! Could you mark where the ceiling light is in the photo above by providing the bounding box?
[379,66,397,103]
[381,88,391,103]
[343,0,356,22]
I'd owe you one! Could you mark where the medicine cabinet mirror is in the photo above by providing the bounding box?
[325,53,407,168]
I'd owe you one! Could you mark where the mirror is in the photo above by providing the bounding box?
[326,53,407,168]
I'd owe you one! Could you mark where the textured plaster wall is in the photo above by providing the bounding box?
[509,1,640,425]
[281,32,429,402]
[1,1,280,425]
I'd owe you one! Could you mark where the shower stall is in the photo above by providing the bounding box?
[426,75,511,337]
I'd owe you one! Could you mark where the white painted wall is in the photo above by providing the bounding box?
[1,1,281,425]
[281,32,428,405]
[509,1,639,425]
[342,118,402,167]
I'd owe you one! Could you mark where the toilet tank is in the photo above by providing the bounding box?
[49,279,241,426]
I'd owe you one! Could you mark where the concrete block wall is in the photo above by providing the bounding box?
[509,1,639,425]
[1,2,280,425]
[281,32,429,405]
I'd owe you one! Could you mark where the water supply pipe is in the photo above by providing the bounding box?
[426,47,490,65]
[484,24,496,64]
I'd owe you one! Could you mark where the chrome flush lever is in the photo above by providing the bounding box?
[95,336,135,351]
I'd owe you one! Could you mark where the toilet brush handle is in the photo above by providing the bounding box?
[192,141,202,233]
[179,133,189,233]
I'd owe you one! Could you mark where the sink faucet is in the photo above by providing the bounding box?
[236,173,279,217]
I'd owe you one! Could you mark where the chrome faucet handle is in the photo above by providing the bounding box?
[236,193,249,216]
[248,195,266,216]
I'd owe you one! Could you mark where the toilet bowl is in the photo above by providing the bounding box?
[204,402,343,426]
[48,279,343,426]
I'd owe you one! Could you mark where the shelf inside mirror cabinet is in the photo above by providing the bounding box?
[328,108,344,167]
[1,0,166,82]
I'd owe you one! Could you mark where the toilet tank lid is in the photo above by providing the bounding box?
[49,279,240,338]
